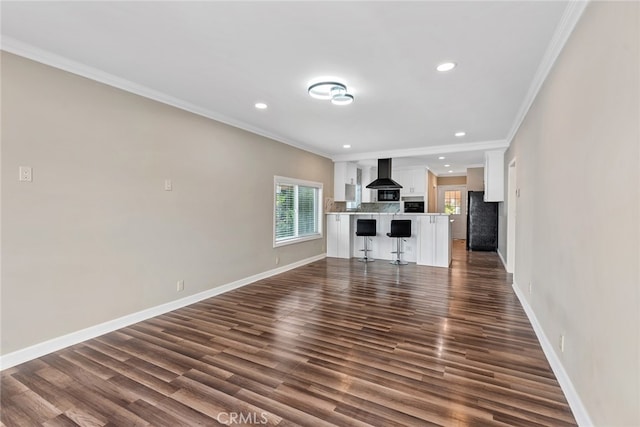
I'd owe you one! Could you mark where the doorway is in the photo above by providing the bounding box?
[438,185,467,240]
[506,159,517,273]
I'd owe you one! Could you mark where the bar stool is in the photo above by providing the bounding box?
[387,219,411,265]
[355,219,377,262]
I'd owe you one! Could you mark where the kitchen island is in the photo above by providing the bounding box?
[326,213,452,267]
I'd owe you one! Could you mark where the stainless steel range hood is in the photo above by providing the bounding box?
[366,158,403,189]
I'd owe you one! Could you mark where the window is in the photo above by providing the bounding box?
[444,190,462,215]
[274,176,323,247]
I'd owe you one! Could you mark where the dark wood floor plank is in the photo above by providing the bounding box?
[0,371,29,397]
[234,388,345,427]
[0,241,576,426]
[10,371,77,413]
[149,394,224,426]
[42,413,86,427]
[8,390,62,425]
[63,384,149,427]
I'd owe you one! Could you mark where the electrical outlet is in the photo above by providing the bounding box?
[177,280,184,292]
[275,256,280,265]
[528,281,532,294]
[19,166,33,182]
[560,335,565,353]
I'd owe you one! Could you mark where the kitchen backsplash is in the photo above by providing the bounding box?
[327,201,401,213]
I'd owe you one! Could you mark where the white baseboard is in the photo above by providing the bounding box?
[497,248,508,270]
[0,254,326,370]
[511,281,593,427]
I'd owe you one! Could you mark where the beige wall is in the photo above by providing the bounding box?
[500,2,639,425]
[427,170,437,213]
[437,176,466,186]
[1,53,334,355]
[466,167,484,191]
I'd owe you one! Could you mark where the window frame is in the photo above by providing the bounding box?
[444,190,462,215]
[273,176,323,248]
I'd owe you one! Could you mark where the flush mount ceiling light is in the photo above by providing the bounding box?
[454,131,466,137]
[254,102,268,109]
[436,62,457,72]
[330,86,354,106]
[308,81,342,100]
[343,144,351,149]
[308,81,354,105]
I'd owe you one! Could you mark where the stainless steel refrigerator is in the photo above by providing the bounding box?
[466,191,498,251]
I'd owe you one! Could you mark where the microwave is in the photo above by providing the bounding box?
[378,189,400,201]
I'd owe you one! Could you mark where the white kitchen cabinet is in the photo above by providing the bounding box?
[327,213,450,266]
[417,215,451,268]
[334,161,358,201]
[361,166,375,203]
[326,214,352,258]
[334,162,346,201]
[392,169,408,195]
[484,150,505,202]
[394,168,427,196]
[369,167,378,202]
[410,168,427,195]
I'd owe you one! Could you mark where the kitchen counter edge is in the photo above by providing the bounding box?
[326,212,449,216]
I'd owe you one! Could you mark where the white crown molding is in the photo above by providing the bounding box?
[435,173,467,178]
[0,37,332,160]
[0,253,326,370]
[332,140,509,162]
[333,0,589,165]
[1,1,589,164]
[512,281,593,427]
[395,162,480,171]
[506,0,590,144]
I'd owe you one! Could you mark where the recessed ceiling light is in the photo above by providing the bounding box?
[448,170,454,173]
[454,131,466,137]
[438,156,446,160]
[343,144,351,149]
[255,102,267,109]
[444,164,451,167]
[436,62,456,72]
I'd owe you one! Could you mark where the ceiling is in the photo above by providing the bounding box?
[1,1,575,176]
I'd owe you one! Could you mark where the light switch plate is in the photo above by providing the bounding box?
[164,179,172,191]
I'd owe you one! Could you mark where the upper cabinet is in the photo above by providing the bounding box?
[394,167,427,196]
[410,168,427,195]
[484,150,505,202]
[333,161,358,201]
[361,166,375,203]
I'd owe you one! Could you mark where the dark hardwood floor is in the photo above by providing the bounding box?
[1,240,577,426]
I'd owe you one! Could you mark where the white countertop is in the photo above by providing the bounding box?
[326,212,449,216]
